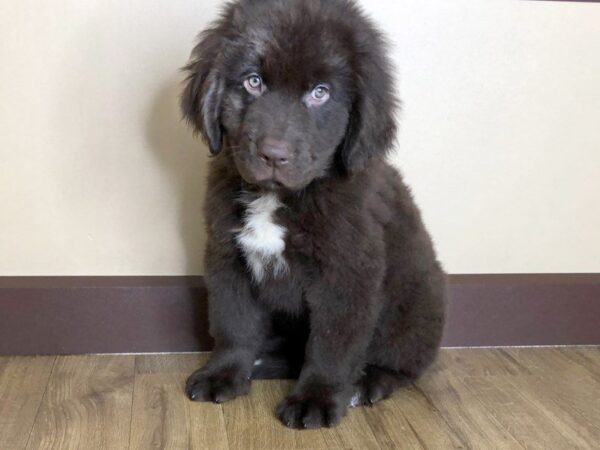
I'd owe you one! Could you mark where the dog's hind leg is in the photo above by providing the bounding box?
[350,270,446,407]
[350,365,417,407]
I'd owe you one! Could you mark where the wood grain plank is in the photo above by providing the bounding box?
[320,402,382,450]
[0,356,55,450]
[222,380,337,450]
[363,383,465,450]
[499,348,600,446]
[557,346,600,380]
[25,355,135,450]
[416,359,525,449]
[129,372,229,450]
[134,353,208,375]
[4,349,597,450]
[130,354,229,450]
[441,348,527,377]
[137,354,381,450]
[439,350,589,449]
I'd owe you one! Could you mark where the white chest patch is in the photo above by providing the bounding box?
[235,193,288,282]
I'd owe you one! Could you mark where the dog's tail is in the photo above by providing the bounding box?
[251,347,303,380]
[252,316,307,379]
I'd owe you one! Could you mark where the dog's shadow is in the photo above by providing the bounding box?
[145,78,209,275]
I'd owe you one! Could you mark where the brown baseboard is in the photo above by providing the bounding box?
[0,274,599,355]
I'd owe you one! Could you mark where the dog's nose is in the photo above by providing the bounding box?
[258,138,292,167]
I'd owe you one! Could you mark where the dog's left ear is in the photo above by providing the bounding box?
[180,29,225,155]
[340,29,399,172]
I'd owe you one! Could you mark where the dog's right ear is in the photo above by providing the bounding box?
[180,30,225,155]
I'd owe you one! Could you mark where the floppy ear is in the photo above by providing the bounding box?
[340,30,399,172]
[180,30,225,155]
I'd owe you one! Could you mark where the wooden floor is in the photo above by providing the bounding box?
[1,348,599,449]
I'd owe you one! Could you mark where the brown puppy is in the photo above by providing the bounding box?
[180,0,446,429]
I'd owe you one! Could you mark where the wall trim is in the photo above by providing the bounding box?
[1,274,599,355]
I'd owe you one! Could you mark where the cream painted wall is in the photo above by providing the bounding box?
[1,0,599,276]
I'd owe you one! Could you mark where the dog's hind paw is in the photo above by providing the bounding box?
[185,366,250,404]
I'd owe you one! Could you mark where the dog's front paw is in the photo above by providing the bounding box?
[185,367,250,404]
[276,386,348,429]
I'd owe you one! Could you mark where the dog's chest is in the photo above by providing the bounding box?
[235,193,288,282]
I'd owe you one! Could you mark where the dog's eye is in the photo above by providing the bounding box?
[244,74,264,96]
[307,84,330,106]
[313,85,329,99]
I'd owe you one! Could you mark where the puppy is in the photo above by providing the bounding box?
[180,0,446,429]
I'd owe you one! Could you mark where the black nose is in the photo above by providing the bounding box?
[258,138,292,167]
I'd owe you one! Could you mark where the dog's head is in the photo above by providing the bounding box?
[181,0,398,191]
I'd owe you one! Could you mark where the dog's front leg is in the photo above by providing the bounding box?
[186,267,267,404]
[276,281,381,429]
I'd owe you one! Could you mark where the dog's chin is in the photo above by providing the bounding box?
[253,179,288,191]
[241,173,306,192]
[236,164,309,192]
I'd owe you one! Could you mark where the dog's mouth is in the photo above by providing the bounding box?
[234,151,306,191]
[244,167,298,191]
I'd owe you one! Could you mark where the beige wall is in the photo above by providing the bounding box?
[1,0,599,276]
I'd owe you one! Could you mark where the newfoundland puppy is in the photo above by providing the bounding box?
[180,0,445,429]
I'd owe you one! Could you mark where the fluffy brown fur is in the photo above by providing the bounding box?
[180,0,446,429]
